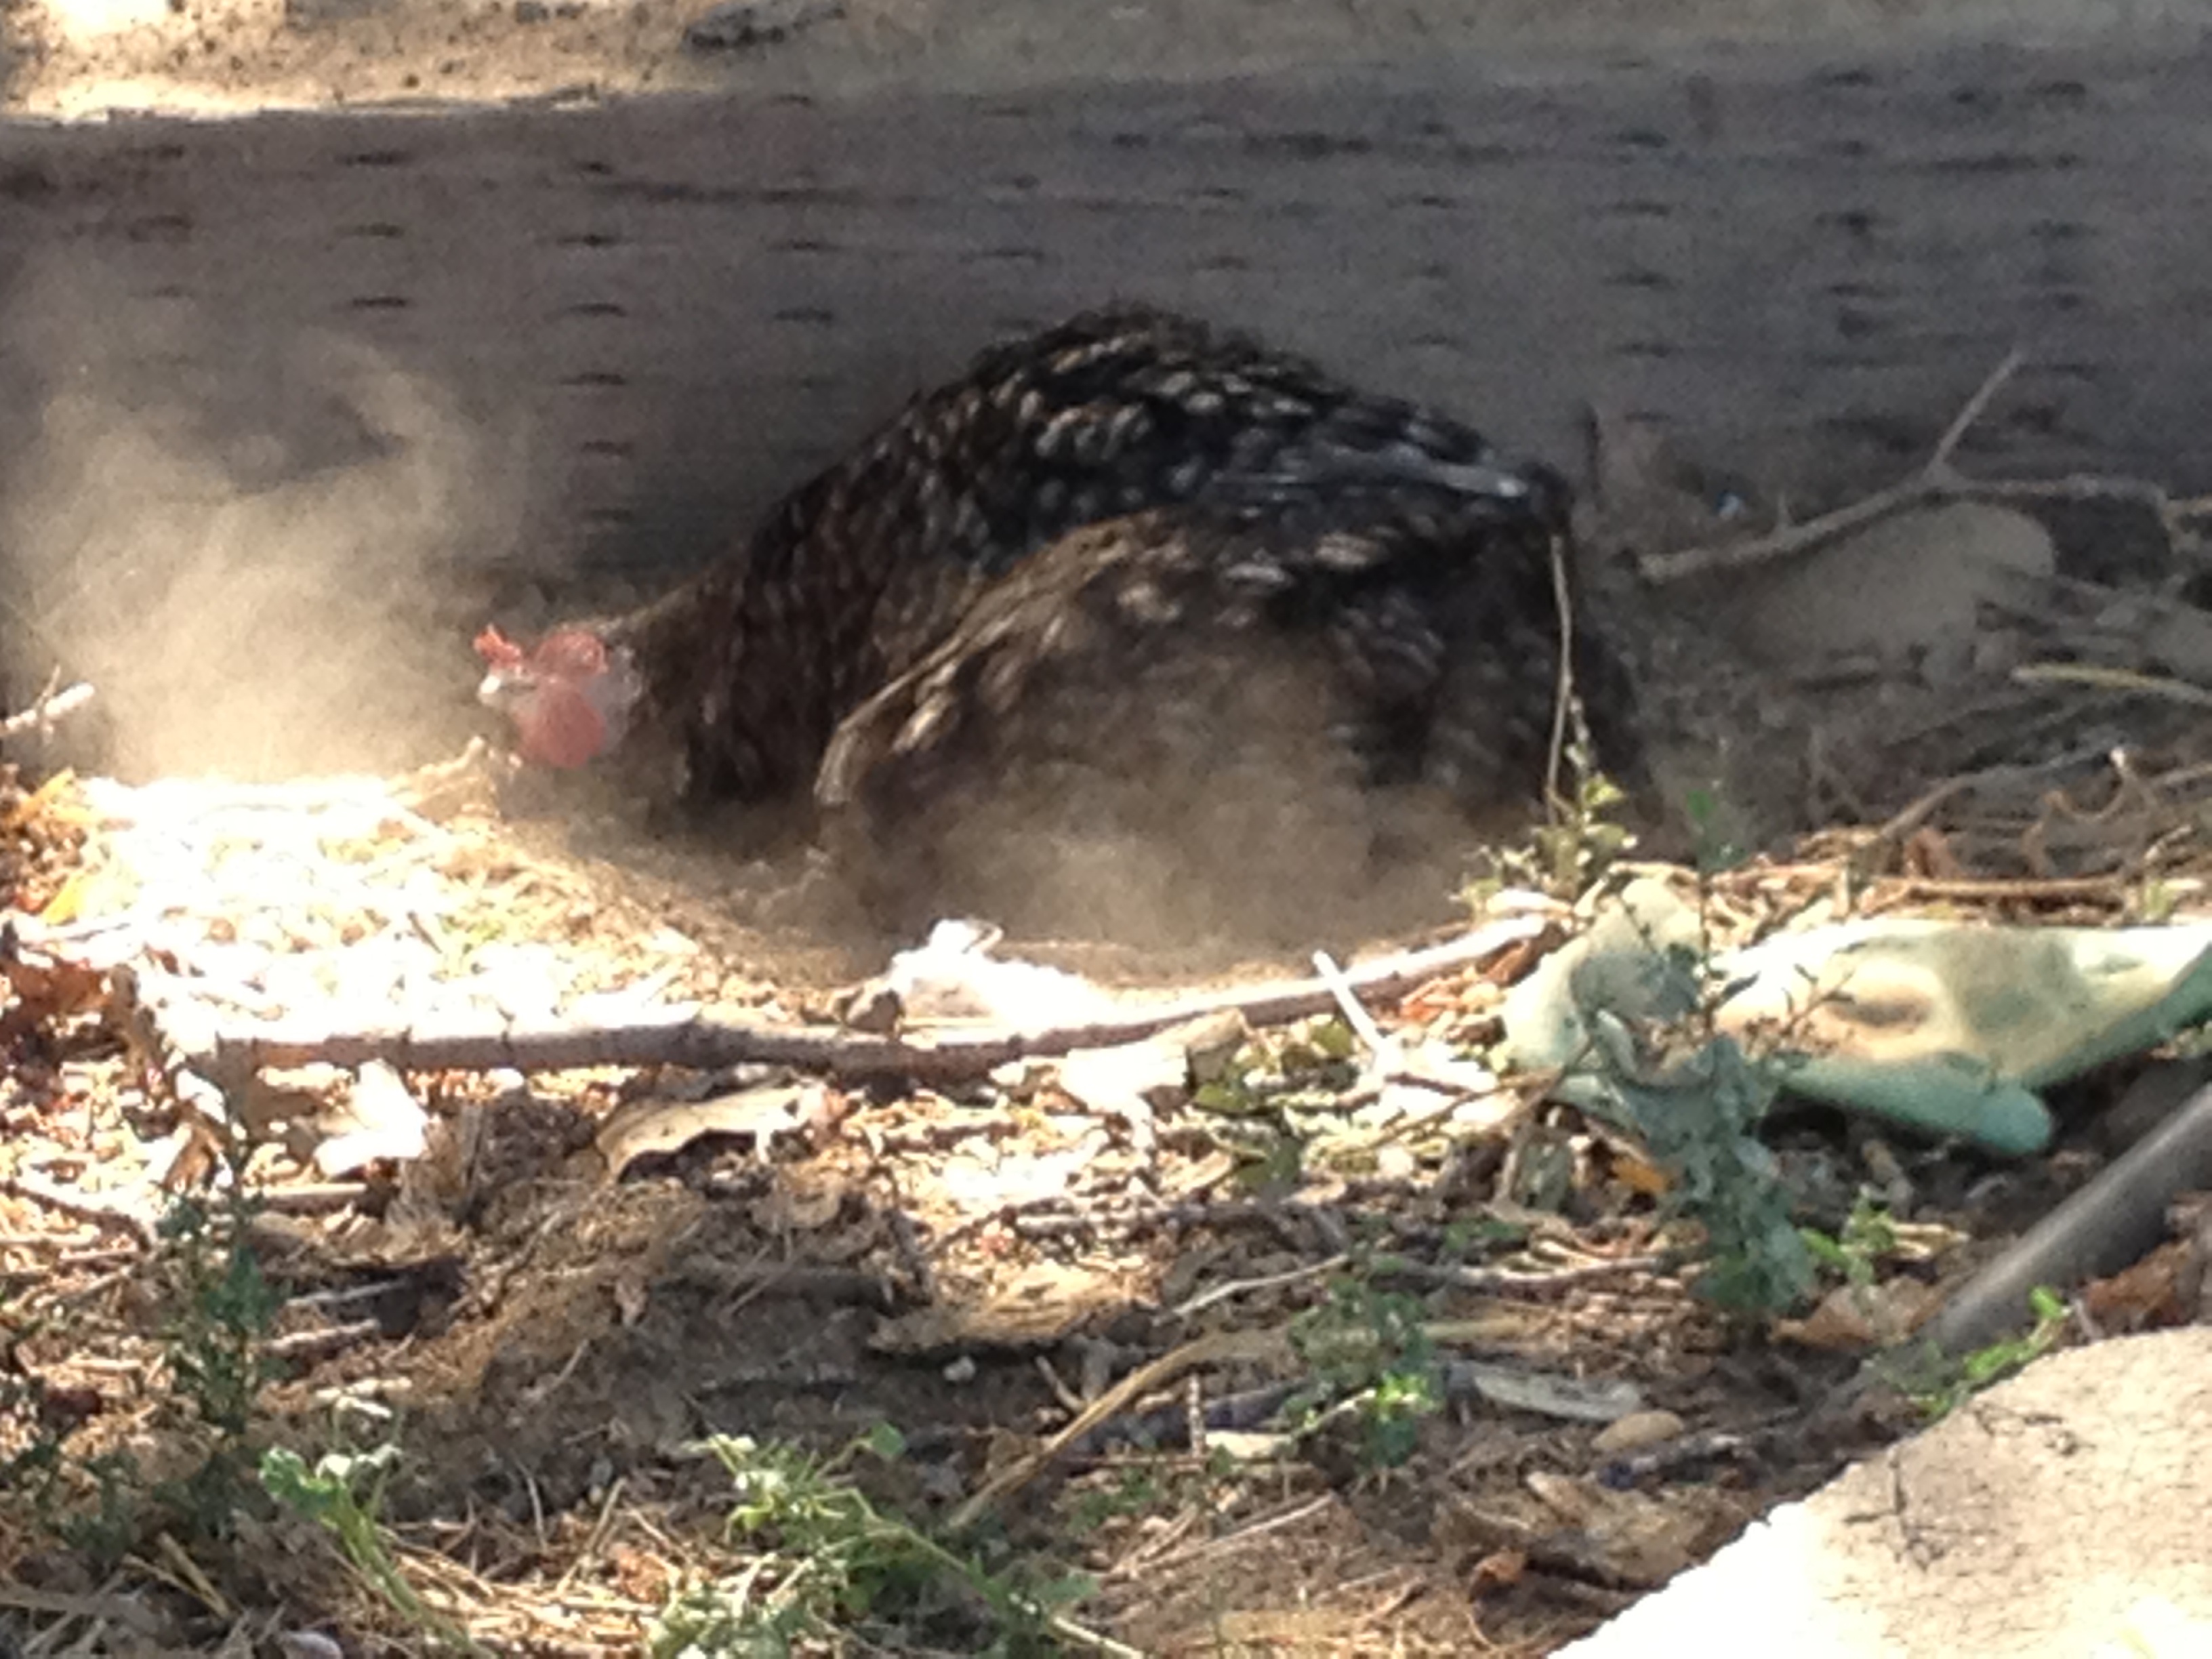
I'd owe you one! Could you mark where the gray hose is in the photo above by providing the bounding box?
[1919,1078,2212,1359]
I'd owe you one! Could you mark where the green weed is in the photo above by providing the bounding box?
[1,1166,289,1563]
[1285,1275,1441,1471]
[1899,1286,2070,1420]
[654,1426,1105,1658]
[1801,1194,1904,1290]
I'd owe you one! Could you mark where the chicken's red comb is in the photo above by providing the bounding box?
[474,626,527,670]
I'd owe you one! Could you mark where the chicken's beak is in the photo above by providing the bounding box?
[478,667,533,714]
[475,668,539,725]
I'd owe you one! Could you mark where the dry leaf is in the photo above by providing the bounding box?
[1466,1549,1528,1596]
[0,949,108,1038]
[594,1083,808,1182]
[1776,1277,1943,1351]
[1525,1472,1704,1586]
[2081,1239,2190,1330]
[314,1062,430,1176]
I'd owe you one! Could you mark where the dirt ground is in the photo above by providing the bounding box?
[3,697,2207,1657]
[0,763,1878,1656]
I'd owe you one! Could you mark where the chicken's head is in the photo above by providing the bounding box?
[474,625,643,769]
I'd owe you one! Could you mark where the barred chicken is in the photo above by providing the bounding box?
[476,304,1633,935]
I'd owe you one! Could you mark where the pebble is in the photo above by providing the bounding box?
[1592,1409,1687,1456]
[682,0,841,51]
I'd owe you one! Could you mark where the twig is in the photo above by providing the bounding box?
[1101,1502,1208,1581]
[947,1326,1296,1533]
[1638,346,2175,584]
[1544,528,1578,812]
[1872,874,2131,904]
[1124,1494,1338,1578]
[0,1175,158,1248]
[1169,1252,1350,1322]
[551,1478,627,1598]
[1594,1427,1759,1482]
[155,918,1544,1084]
[264,1319,383,1362]
[248,1181,372,1214]
[1033,1353,1086,1415]
[2011,661,2212,710]
[148,1536,234,1620]
[1928,348,2024,472]
[1310,950,1394,1061]
[1379,1252,1668,1296]
[1967,472,2188,511]
[1038,1610,1148,1659]
[1912,1073,2212,1363]
[0,678,94,740]
[1869,739,2120,846]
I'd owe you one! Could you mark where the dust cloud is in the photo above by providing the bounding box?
[0,253,522,782]
[857,649,1492,956]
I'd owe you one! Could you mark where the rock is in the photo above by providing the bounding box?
[1723,501,2055,668]
[2143,600,2212,685]
[1592,1408,1686,1456]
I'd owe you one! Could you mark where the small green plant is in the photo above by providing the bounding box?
[653,1426,1098,1657]
[1578,899,1818,1315]
[154,1181,283,1534]
[2133,874,2181,925]
[1439,1211,1532,1260]
[1801,1194,1904,1290]
[262,1443,487,1656]
[160,1191,280,1439]
[1191,1019,1361,1116]
[1533,735,1637,897]
[1065,1465,1167,1537]
[1284,1275,1441,1470]
[1607,1023,1814,1313]
[1900,1286,2070,1420]
[1191,1018,1366,1189]
[1063,1448,1243,1543]
[1680,783,1748,878]
[1467,731,1635,907]
[1,1164,289,1564]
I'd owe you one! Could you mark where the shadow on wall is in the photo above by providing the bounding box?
[0,252,529,780]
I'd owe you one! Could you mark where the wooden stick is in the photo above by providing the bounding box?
[2011,661,2212,710]
[1633,346,2202,586]
[1543,527,1578,813]
[0,680,94,739]
[162,918,1545,1084]
[1640,472,1936,582]
[947,1326,1296,1533]
[1927,347,2024,473]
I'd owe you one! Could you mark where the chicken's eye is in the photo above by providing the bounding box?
[532,631,611,678]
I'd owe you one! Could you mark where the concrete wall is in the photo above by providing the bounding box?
[0,29,2205,594]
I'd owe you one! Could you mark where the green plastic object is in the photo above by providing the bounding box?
[1498,880,2212,1158]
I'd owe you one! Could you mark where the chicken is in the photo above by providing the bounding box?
[476,304,1633,930]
